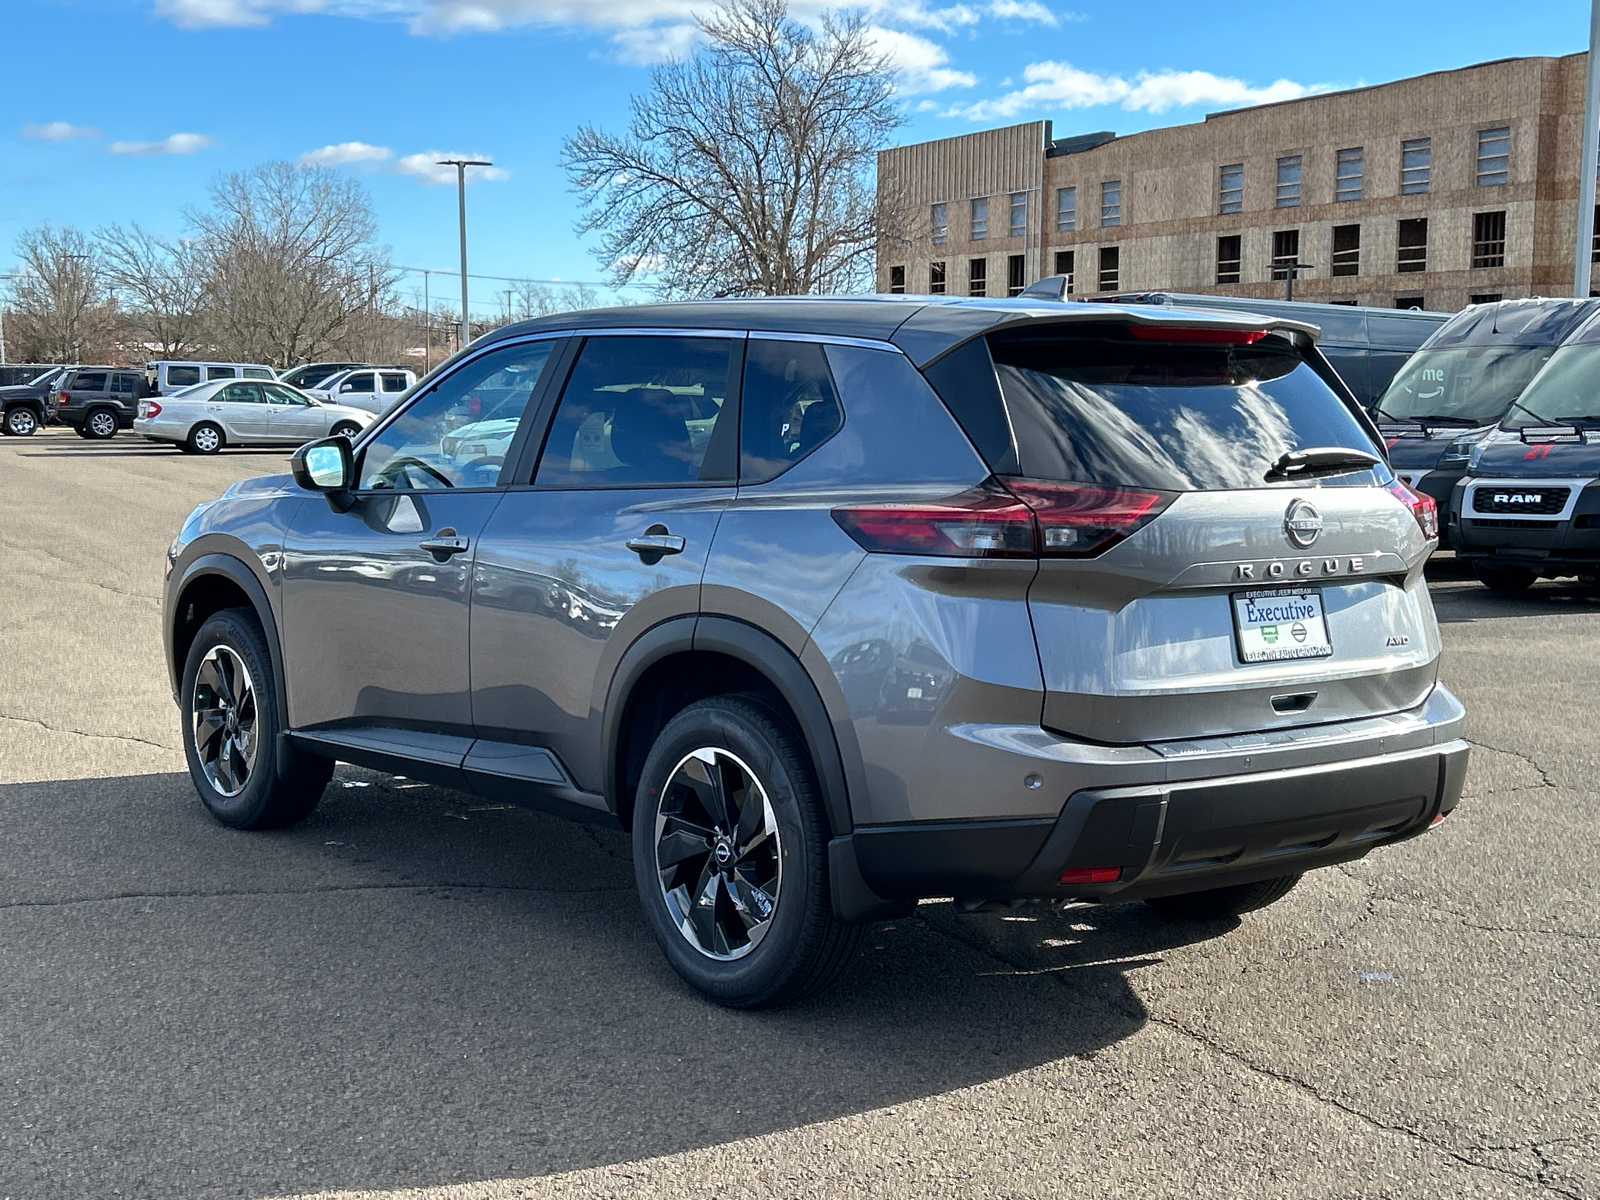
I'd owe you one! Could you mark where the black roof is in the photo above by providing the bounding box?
[476,294,1323,368]
[1423,297,1600,349]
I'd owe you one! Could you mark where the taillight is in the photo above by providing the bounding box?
[1387,478,1439,540]
[142,401,162,418]
[832,479,1173,559]
[58,391,70,404]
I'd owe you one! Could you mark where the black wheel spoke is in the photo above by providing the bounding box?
[658,827,713,869]
[190,645,259,800]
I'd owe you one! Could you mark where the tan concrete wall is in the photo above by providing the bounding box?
[878,54,1592,310]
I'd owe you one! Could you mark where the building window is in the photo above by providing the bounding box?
[1470,293,1503,304]
[1098,245,1119,291]
[1009,192,1027,237]
[1219,164,1243,214]
[889,265,906,294]
[1216,235,1241,284]
[1336,147,1364,202]
[1101,180,1121,227]
[1401,138,1431,194]
[969,257,987,296]
[1331,224,1361,277]
[971,197,988,240]
[1397,218,1428,272]
[1592,204,1599,264]
[930,261,946,294]
[1056,187,1076,232]
[1054,249,1075,293]
[1472,211,1507,268]
[931,203,948,245]
[1270,229,1300,280]
[1007,254,1026,295]
[1329,300,1359,306]
[1477,127,1511,186]
[1396,296,1424,310]
[1276,155,1302,208]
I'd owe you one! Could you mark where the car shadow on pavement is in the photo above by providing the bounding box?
[0,767,1223,1200]
[19,442,289,458]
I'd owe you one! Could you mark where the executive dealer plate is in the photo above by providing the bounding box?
[1232,588,1334,664]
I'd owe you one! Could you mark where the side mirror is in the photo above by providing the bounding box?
[289,437,356,512]
[340,381,356,392]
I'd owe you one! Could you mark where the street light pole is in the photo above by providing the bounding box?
[422,269,432,374]
[1278,260,1315,302]
[1577,0,1600,297]
[437,159,492,350]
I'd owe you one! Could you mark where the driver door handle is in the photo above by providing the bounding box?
[419,530,471,560]
[626,532,686,556]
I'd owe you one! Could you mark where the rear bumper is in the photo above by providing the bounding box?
[847,687,1468,904]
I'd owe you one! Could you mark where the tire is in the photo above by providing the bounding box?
[1472,562,1536,593]
[4,405,39,436]
[632,695,861,1009]
[330,421,362,440]
[180,607,333,830]
[84,408,119,440]
[74,425,93,439]
[1145,873,1303,920]
[187,422,224,455]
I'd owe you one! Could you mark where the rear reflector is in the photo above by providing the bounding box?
[833,479,1173,559]
[1059,866,1122,885]
[1387,478,1439,540]
[1127,325,1270,345]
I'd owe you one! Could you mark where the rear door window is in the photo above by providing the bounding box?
[534,336,735,488]
[206,365,238,381]
[71,372,108,392]
[987,324,1379,491]
[166,365,202,388]
[381,372,409,393]
[739,338,843,483]
[110,373,138,396]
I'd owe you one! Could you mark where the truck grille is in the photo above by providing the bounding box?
[1472,487,1570,515]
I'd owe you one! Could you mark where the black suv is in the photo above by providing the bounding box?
[0,366,67,436]
[53,367,150,439]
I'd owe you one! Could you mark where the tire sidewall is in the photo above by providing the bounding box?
[180,610,283,828]
[632,699,823,1006]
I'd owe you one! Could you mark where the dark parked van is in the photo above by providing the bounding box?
[1371,298,1600,540]
[1451,307,1600,590]
[1081,289,1448,406]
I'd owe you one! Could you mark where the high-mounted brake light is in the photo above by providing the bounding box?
[832,479,1174,559]
[1127,325,1270,345]
[1386,478,1439,540]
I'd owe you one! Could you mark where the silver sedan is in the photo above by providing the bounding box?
[133,379,375,454]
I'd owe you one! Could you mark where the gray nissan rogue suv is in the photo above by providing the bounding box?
[162,297,1468,1008]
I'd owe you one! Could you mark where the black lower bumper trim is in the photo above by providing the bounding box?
[852,741,1470,903]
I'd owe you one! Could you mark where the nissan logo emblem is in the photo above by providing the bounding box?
[1284,498,1323,549]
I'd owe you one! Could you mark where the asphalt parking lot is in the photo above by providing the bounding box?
[1,425,1597,1200]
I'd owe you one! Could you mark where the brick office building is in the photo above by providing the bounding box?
[875,53,1595,311]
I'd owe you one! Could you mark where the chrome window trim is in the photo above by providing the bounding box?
[748,330,902,353]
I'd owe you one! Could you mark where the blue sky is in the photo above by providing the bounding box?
[2,0,1587,314]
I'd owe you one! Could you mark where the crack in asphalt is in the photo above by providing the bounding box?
[919,908,1584,1199]
[0,711,178,753]
[0,880,633,913]
[1466,738,1560,790]
[1357,887,1600,944]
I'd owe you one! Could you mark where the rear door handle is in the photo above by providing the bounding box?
[626,527,686,558]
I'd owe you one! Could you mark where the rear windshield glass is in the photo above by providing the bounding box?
[1374,345,1553,424]
[988,326,1379,491]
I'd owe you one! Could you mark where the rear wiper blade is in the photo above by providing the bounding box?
[1264,446,1382,483]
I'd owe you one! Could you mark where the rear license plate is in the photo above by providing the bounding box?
[1232,588,1333,663]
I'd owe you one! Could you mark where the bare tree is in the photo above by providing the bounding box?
[96,223,206,359]
[563,0,902,299]
[7,226,120,363]
[190,161,393,367]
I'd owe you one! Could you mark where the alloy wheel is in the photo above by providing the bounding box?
[7,408,37,436]
[191,645,259,798]
[654,747,782,960]
[88,411,116,438]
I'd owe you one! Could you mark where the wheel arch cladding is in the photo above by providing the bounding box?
[604,616,855,839]
[171,555,291,769]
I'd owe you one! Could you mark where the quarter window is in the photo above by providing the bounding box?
[166,366,201,388]
[206,365,238,381]
[1219,164,1243,214]
[739,338,843,484]
[535,336,734,488]
[242,367,273,379]
[359,339,555,490]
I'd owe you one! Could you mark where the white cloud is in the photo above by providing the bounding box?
[609,21,699,64]
[867,26,976,94]
[297,141,394,168]
[949,61,1325,120]
[985,0,1056,25]
[20,122,100,142]
[395,152,511,185]
[108,132,215,156]
[153,0,269,27]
